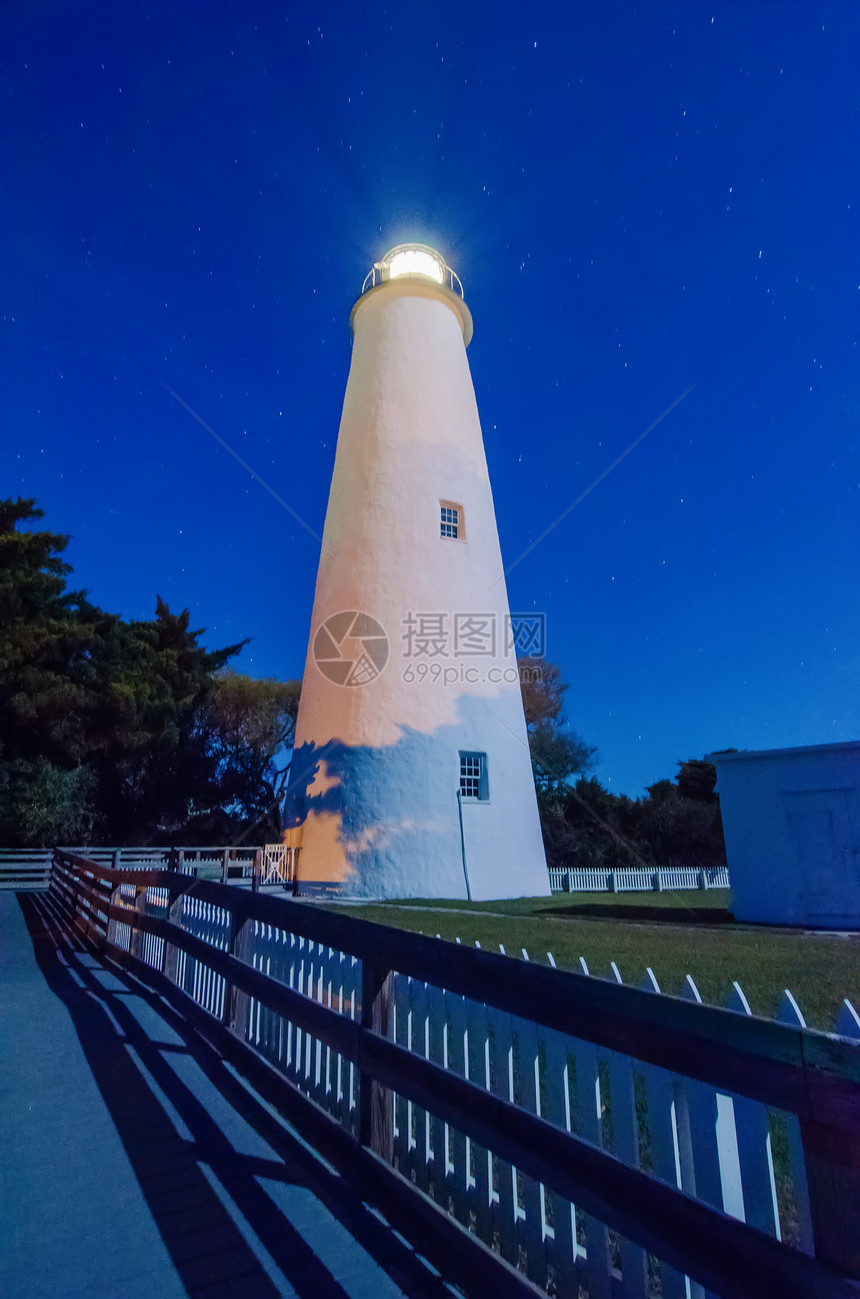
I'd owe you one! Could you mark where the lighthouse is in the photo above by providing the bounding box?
[286,244,550,900]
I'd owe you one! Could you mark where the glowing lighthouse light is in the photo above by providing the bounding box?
[286,242,549,901]
[386,245,445,283]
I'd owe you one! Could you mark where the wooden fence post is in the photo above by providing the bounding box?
[360,959,394,1163]
[162,885,186,984]
[61,855,85,936]
[799,1120,860,1279]
[105,882,123,949]
[129,886,147,960]
[221,849,230,885]
[222,911,249,1033]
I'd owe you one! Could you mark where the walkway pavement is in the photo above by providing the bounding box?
[0,891,457,1299]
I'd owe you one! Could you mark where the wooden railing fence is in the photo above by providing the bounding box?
[48,850,860,1299]
[0,848,53,891]
[58,845,262,880]
[0,845,262,891]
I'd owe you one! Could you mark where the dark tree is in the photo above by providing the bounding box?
[676,758,718,803]
[0,497,99,768]
[0,498,249,845]
[519,657,567,727]
[199,671,302,841]
[514,647,728,874]
[519,657,596,807]
[85,599,246,842]
[632,758,727,870]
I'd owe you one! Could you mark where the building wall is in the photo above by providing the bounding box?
[287,278,549,900]
[712,743,860,928]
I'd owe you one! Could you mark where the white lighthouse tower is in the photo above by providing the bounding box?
[286,244,549,900]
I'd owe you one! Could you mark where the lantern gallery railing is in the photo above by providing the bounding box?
[49,850,860,1299]
[361,243,465,298]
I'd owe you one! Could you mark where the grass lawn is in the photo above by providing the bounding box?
[326,890,860,1032]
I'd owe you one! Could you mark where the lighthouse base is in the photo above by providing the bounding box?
[284,696,550,902]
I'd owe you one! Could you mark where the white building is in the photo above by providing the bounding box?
[285,244,549,900]
[709,741,860,929]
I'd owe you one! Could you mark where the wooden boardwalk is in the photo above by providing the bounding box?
[0,891,456,1299]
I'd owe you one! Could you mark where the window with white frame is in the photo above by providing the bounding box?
[440,501,465,540]
[459,751,488,801]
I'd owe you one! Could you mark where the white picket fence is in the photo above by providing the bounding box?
[389,945,847,1299]
[135,891,860,1297]
[395,944,859,1298]
[548,864,730,894]
[2,847,729,898]
[110,896,364,1137]
[57,849,860,1298]
[241,917,362,1138]
[196,908,860,1296]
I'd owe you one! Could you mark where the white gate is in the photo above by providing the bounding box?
[259,843,297,886]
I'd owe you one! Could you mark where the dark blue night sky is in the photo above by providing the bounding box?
[3,1,858,795]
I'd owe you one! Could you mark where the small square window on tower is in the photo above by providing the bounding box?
[440,500,465,540]
[459,751,488,801]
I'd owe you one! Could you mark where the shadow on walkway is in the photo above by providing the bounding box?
[16,892,450,1299]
